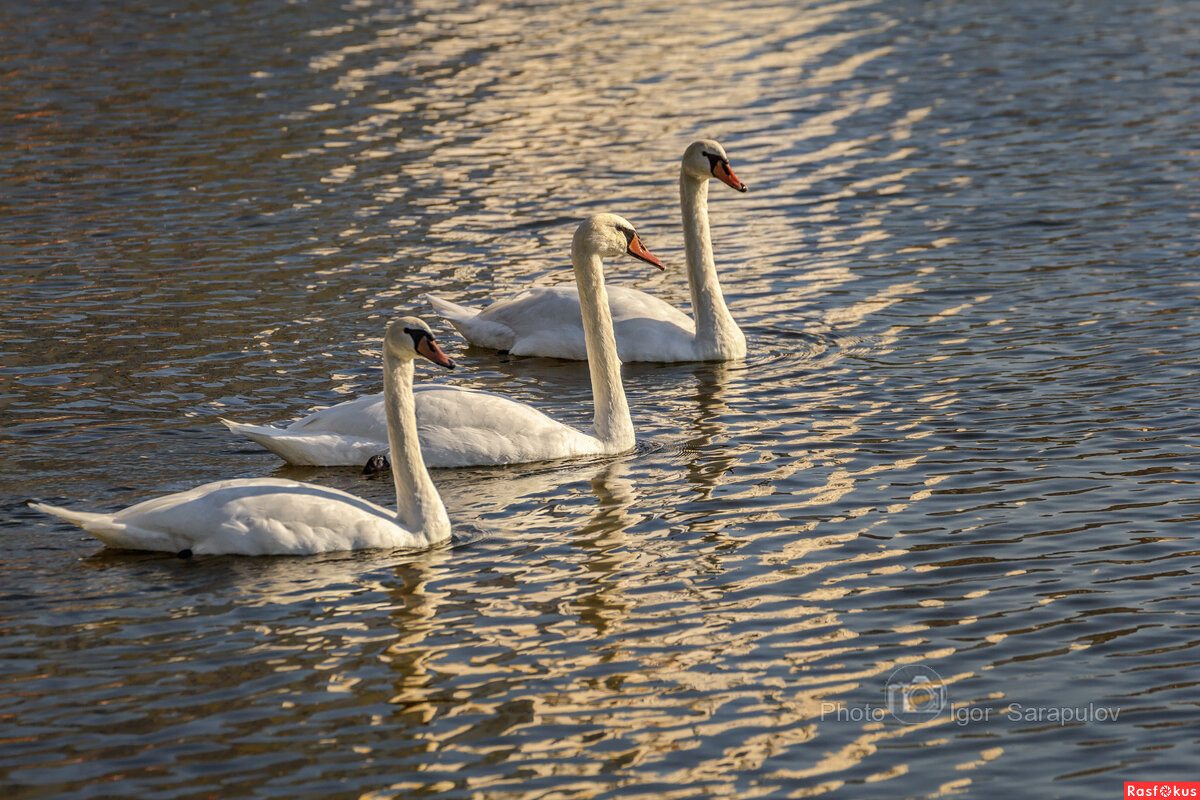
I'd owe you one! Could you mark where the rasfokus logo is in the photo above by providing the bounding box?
[1125,782,1200,798]
[883,664,947,724]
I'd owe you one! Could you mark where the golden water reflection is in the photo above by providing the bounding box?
[7,0,1192,795]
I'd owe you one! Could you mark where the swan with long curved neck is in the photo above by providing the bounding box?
[219,214,662,467]
[426,139,748,362]
[29,317,456,556]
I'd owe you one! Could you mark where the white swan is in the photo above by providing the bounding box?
[29,317,457,556]
[220,214,660,468]
[426,140,748,362]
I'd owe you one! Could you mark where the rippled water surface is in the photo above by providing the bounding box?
[3,0,1199,797]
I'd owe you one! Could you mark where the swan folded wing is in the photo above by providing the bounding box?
[413,386,601,466]
[508,329,588,360]
[224,384,598,467]
[110,478,415,555]
[223,417,383,466]
[432,284,699,361]
[600,286,702,361]
[604,285,696,329]
[288,392,386,438]
[612,315,700,362]
[221,392,389,465]
[475,286,584,328]
[472,287,589,359]
[499,285,696,360]
[245,429,384,467]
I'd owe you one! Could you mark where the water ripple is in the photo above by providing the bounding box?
[3,0,1200,797]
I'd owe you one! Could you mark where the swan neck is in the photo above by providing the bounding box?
[572,247,634,451]
[383,352,450,541]
[680,172,744,355]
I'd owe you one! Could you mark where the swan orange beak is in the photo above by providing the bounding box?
[417,337,456,369]
[713,160,748,193]
[627,234,665,270]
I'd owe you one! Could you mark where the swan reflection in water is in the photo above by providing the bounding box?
[683,360,741,500]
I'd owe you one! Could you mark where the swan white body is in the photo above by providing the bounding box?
[221,385,603,468]
[29,478,431,556]
[30,318,455,556]
[427,140,748,362]
[222,214,658,468]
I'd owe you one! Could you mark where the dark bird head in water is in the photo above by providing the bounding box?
[362,454,390,476]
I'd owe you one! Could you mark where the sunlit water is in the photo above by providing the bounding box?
[2,0,1198,797]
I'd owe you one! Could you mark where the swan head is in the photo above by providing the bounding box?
[573,213,664,270]
[385,316,456,369]
[682,139,748,193]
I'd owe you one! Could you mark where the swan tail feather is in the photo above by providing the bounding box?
[425,294,479,325]
[30,502,183,552]
[221,418,376,466]
[221,418,318,465]
[219,417,278,438]
[29,501,115,531]
[425,294,515,350]
[29,501,128,543]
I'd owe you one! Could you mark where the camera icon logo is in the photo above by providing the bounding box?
[884,664,947,724]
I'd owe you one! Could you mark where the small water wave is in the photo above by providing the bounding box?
[3,0,1199,797]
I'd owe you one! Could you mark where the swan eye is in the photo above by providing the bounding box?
[404,326,431,349]
[703,151,726,174]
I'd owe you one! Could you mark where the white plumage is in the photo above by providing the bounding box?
[30,317,456,555]
[427,140,748,362]
[222,385,603,468]
[31,479,418,556]
[222,214,660,467]
[426,285,701,361]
